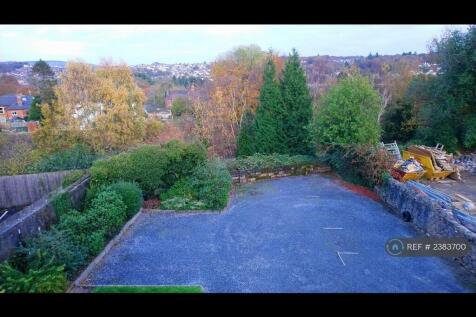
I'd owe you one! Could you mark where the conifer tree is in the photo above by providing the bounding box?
[251,58,286,154]
[236,110,256,157]
[280,49,313,154]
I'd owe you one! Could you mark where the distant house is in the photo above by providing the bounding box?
[144,104,172,120]
[0,94,33,122]
[157,109,172,120]
[164,89,188,109]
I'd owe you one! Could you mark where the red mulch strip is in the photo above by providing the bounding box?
[335,179,381,202]
[143,198,160,209]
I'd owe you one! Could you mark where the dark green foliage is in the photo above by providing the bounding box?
[51,192,73,220]
[280,49,313,155]
[251,58,287,154]
[318,144,392,188]
[31,59,57,104]
[105,182,143,218]
[56,190,126,256]
[161,160,232,210]
[463,116,476,149]
[381,100,417,143]
[30,144,98,173]
[225,153,318,173]
[410,26,476,152]
[27,96,42,121]
[0,251,67,293]
[84,190,127,238]
[311,74,381,147]
[90,141,206,197]
[236,111,256,157]
[15,228,88,279]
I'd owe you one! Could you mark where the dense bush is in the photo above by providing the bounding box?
[57,190,126,257]
[15,228,88,279]
[51,192,74,220]
[29,144,98,173]
[0,251,67,293]
[90,141,206,197]
[318,144,392,188]
[161,160,232,210]
[225,153,318,173]
[105,182,143,218]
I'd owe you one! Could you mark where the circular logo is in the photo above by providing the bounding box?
[386,239,404,256]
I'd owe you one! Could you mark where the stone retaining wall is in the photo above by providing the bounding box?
[376,178,476,273]
[231,164,331,184]
[0,176,90,261]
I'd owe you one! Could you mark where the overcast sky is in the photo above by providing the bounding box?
[0,25,469,65]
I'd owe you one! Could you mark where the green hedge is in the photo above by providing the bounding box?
[161,160,232,210]
[90,141,206,197]
[224,153,318,173]
[105,182,143,218]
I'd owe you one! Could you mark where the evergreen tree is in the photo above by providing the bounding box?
[236,110,256,157]
[280,49,313,154]
[27,96,42,121]
[30,59,57,104]
[251,58,286,154]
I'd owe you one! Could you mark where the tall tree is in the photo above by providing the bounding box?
[311,73,381,147]
[409,26,476,151]
[191,45,266,157]
[30,59,57,104]
[280,49,313,154]
[249,58,286,154]
[33,61,145,154]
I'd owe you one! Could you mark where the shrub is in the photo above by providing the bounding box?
[161,197,207,210]
[15,228,88,279]
[105,182,143,218]
[463,116,476,149]
[56,190,126,255]
[50,192,73,220]
[0,251,67,293]
[161,160,232,210]
[85,190,127,239]
[29,144,98,173]
[225,153,317,173]
[62,170,87,188]
[319,144,392,188]
[90,141,206,197]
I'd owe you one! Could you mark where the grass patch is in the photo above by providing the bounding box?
[91,285,204,293]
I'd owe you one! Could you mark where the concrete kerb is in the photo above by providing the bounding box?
[68,208,145,292]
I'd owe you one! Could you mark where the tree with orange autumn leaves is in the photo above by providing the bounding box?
[33,60,149,154]
[191,45,284,157]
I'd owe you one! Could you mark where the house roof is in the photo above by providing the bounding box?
[144,104,160,113]
[0,94,33,110]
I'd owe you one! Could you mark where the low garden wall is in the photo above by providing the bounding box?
[376,178,476,273]
[231,164,331,184]
[0,176,90,261]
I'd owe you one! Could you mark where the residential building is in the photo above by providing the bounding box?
[0,94,33,122]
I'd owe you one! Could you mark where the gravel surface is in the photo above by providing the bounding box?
[84,175,474,293]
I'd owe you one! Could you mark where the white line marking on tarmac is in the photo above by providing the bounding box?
[337,251,359,266]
